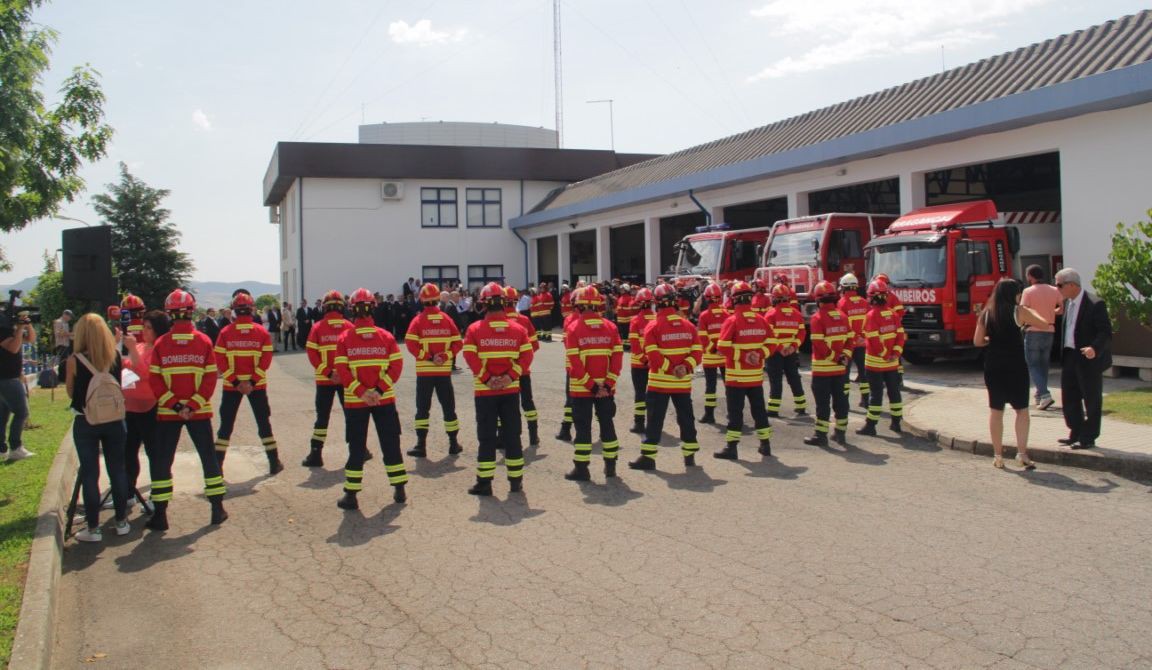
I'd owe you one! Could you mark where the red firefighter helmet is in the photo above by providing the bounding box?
[773,273,792,287]
[653,283,676,305]
[770,283,791,304]
[576,285,601,307]
[633,287,654,306]
[120,294,145,312]
[231,292,255,311]
[479,282,504,303]
[874,273,891,285]
[730,280,753,297]
[419,283,441,304]
[349,288,375,305]
[164,289,196,313]
[504,285,519,303]
[106,304,121,320]
[867,279,890,297]
[322,290,345,311]
[703,283,723,300]
[812,280,837,302]
[753,278,768,292]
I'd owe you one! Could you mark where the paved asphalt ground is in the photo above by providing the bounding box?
[52,343,1152,669]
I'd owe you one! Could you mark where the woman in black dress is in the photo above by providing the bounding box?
[974,278,1049,469]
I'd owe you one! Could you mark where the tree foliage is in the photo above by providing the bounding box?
[27,250,87,351]
[0,0,114,266]
[1092,209,1152,330]
[255,293,281,311]
[92,163,194,311]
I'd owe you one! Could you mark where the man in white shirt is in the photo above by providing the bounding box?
[1054,268,1112,449]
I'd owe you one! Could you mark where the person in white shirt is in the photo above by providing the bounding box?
[1054,268,1112,449]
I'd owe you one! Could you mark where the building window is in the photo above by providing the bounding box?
[421,188,458,228]
[466,188,502,228]
[422,265,459,288]
[468,264,504,290]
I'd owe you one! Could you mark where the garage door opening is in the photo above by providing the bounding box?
[809,178,900,215]
[659,212,706,275]
[723,197,788,230]
[610,223,645,283]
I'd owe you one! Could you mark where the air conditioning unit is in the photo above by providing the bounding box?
[380,181,405,200]
[268,206,280,223]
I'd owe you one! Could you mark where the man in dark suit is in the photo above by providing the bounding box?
[296,300,314,349]
[1055,268,1112,449]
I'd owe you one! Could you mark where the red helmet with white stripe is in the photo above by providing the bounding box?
[703,283,722,300]
[419,283,441,304]
[164,289,196,317]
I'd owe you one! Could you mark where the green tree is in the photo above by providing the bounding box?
[0,0,114,268]
[27,250,87,351]
[1092,209,1152,330]
[255,293,280,312]
[92,163,194,310]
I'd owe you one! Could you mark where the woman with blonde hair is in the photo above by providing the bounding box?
[66,313,130,542]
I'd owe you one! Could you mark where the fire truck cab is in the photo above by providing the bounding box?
[664,224,773,288]
[864,200,1025,361]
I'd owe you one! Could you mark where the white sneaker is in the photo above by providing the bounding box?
[1038,397,1054,411]
[76,527,102,543]
[7,446,35,461]
[115,520,131,536]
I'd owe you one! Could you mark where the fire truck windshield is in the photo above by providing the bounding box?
[867,240,947,287]
[673,238,722,276]
[766,230,822,267]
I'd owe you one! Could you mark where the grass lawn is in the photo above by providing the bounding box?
[0,387,74,666]
[1102,387,1152,425]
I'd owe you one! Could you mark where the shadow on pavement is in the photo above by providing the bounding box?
[469,494,546,526]
[816,442,890,466]
[327,504,403,547]
[108,523,222,574]
[411,455,467,479]
[653,468,728,493]
[578,478,644,507]
[297,467,346,490]
[218,476,265,503]
[736,456,809,480]
[1014,470,1120,494]
[524,446,550,465]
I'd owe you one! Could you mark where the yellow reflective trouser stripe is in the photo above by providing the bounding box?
[385,463,408,484]
[203,475,225,497]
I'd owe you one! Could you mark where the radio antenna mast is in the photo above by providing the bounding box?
[553,0,563,147]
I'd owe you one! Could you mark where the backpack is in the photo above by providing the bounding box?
[74,352,126,425]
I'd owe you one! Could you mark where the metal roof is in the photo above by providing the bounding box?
[513,10,1152,228]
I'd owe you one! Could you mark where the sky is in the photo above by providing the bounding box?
[2,0,1146,287]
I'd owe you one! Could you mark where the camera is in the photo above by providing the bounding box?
[0,290,40,329]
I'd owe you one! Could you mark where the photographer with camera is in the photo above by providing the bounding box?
[1,306,37,462]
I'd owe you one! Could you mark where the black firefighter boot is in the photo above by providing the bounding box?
[209,496,229,525]
[684,454,697,468]
[889,418,903,434]
[758,439,773,457]
[266,449,284,475]
[833,429,848,445]
[555,422,573,443]
[564,461,591,482]
[145,501,169,531]
[467,477,493,496]
[628,455,656,471]
[803,432,829,447]
[302,441,324,467]
[713,441,739,460]
[630,416,646,435]
[700,407,716,424]
[337,491,359,510]
[448,433,463,455]
[407,434,428,458]
[393,484,407,504]
[604,458,617,478]
[509,477,523,493]
[528,421,540,447]
[856,420,878,436]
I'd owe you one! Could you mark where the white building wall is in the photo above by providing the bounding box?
[520,101,1152,286]
[358,122,559,149]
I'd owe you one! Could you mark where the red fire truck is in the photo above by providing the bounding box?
[864,199,1061,362]
[664,225,773,287]
[754,213,898,315]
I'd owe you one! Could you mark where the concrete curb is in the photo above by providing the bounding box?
[9,432,77,670]
[903,397,1152,482]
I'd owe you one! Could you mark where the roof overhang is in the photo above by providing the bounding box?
[510,61,1152,230]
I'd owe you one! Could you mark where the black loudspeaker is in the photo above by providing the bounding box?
[62,226,116,303]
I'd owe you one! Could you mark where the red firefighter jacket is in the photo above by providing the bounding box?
[837,293,870,349]
[765,304,807,354]
[810,305,852,377]
[404,306,462,377]
[532,292,554,319]
[560,291,574,319]
[149,320,218,421]
[751,293,772,315]
[628,311,657,369]
[335,318,403,408]
[644,308,703,394]
[696,304,729,368]
[462,314,533,397]
[716,306,774,387]
[615,294,637,325]
[565,313,623,397]
[306,312,352,386]
[505,307,539,353]
[864,306,906,372]
[214,316,273,390]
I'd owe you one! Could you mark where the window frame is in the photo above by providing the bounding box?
[465,187,503,228]
[467,264,505,290]
[421,187,459,228]
[422,265,460,286]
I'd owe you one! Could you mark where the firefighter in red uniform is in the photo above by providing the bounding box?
[554,287,585,443]
[714,280,774,459]
[614,284,636,346]
[630,283,703,471]
[875,272,905,377]
[334,289,407,509]
[750,279,772,315]
[533,284,555,342]
[302,290,352,467]
[503,285,541,446]
[404,283,463,458]
[146,289,226,530]
[764,283,808,417]
[559,283,575,321]
[857,279,906,436]
[805,281,852,446]
[213,292,283,474]
[696,282,728,424]
[563,286,623,481]
[120,294,146,339]
[674,279,694,319]
[626,287,656,434]
[461,283,534,496]
[837,273,871,408]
